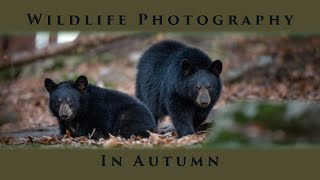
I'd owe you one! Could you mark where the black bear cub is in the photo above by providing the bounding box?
[44,75,156,139]
[136,40,222,137]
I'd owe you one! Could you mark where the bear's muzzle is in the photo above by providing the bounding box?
[196,88,211,108]
[59,103,73,120]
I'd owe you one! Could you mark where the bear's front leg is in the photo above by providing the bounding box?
[58,121,67,135]
[193,107,212,131]
[167,102,195,137]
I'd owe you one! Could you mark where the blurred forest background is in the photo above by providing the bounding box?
[0,32,319,148]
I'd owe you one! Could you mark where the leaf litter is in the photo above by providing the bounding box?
[0,130,207,148]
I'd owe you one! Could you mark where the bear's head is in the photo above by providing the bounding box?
[44,76,88,122]
[180,59,222,108]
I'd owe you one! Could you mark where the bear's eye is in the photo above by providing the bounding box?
[207,85,213,90]
[56,99,62,106]
[195,86,200,92]
[67,99,72,105]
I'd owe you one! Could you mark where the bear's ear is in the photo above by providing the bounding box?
[180,59,193,76]
[209,60,223,76]
[44,78,57,93]
[75,75,88,93]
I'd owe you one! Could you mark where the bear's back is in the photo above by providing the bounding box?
[86,85,142,109]
[139,40,212,70]
[138,40,187,68]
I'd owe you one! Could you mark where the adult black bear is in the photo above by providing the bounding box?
[136,40,222,137]
[44,75,156,139]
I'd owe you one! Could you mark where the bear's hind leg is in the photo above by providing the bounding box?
[114,106,156,139]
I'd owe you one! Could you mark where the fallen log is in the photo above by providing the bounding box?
[0,35,127,70]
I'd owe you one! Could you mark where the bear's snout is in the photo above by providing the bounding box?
[196,88,211,108]
[198,97,210,107]
[200,100,209,107]
[59,103,73,120]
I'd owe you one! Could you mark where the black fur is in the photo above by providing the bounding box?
[45,76,156,139]
[136,40,222,137]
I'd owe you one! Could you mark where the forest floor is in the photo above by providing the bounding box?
[0,33,319,148]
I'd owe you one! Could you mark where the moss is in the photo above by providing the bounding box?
[45,58,65,71]
[0,67,22,80]
[92,52,114,64]
[104,82,115,89]
[211,131,250,144]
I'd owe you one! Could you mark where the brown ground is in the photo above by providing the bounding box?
[0,33,319,146]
